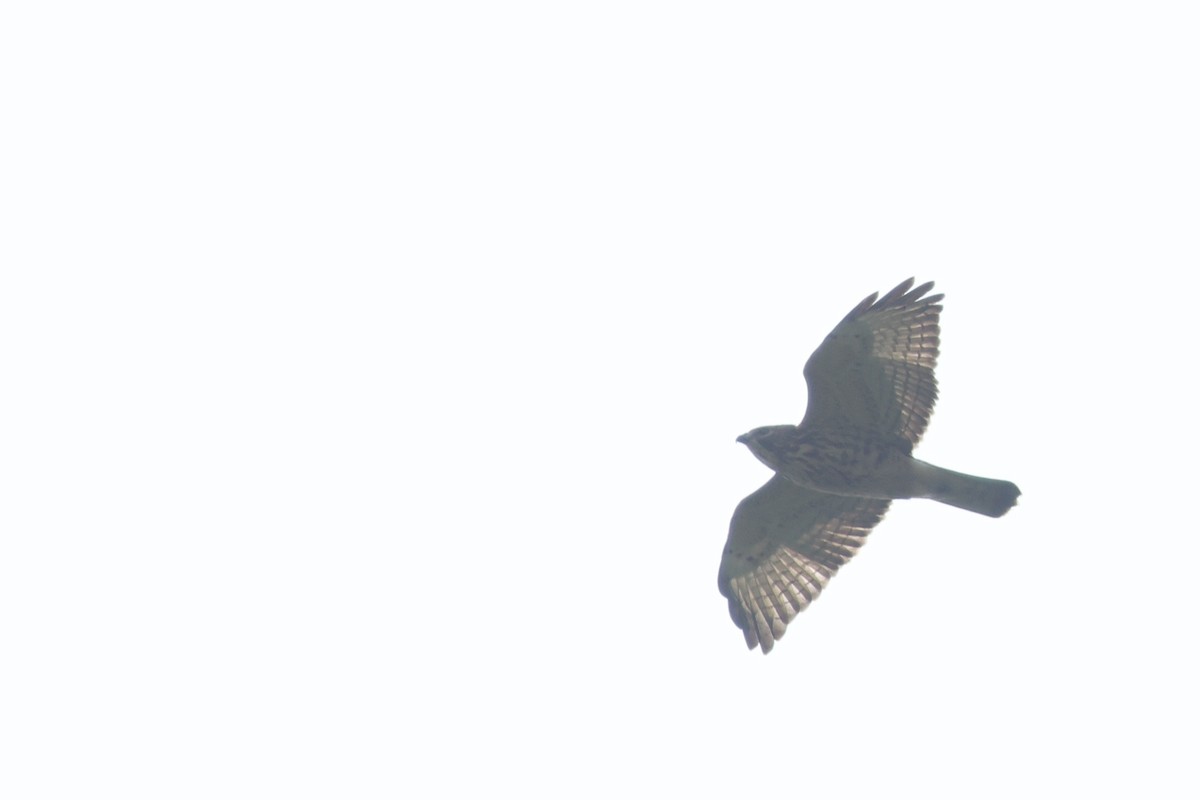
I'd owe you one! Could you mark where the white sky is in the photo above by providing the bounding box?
[3,2,1199,797]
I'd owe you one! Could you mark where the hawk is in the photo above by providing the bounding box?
[718,278,1020,654]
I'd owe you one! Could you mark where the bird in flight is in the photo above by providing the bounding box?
[718,278,1020,654]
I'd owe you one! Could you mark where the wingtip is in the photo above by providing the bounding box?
[843,278,942,321]
[910,279,935,297]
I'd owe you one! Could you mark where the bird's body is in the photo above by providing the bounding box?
[739,424,1019,515]
[718,279,1020,654]
[739,425,914,499]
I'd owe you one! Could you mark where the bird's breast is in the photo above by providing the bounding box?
[774,428,915,499]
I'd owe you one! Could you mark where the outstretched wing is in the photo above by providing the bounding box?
[718,475,891,654]
[801,278,943,446]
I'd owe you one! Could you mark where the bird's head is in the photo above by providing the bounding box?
[736,425,796,470]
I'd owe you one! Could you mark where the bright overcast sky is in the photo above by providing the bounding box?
[3,2,1198,798]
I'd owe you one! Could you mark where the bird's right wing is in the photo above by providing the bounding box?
[718,475,891,654]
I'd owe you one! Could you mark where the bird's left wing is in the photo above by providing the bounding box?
[801,278,943,447]
[718,475,891,654]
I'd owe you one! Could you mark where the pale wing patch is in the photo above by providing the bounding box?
[725,546,831,652]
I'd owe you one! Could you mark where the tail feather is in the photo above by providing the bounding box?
[916,462,1021,518]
